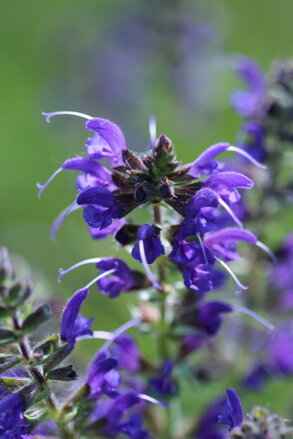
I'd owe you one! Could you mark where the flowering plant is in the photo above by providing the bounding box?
[1,57,293,438]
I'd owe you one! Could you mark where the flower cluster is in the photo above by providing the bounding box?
[2,86,293,437]
[38,111,270,297]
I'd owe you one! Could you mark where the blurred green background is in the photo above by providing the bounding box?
[1,0,293,419]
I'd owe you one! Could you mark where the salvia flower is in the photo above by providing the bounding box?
[149,359,177,396]
[96,258,137,298]
[60,288,93,346]
[77,186,125,230]
[132,224,165,264]
[0,392,30,438]
[58,257,137,299]
[231,56,266,117]
[194,396,226,439]
[86,350,120,399]
[218,388,243,430]
[195,301,233,335]
[85,117,127,166]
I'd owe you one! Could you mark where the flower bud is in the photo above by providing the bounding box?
[47,364,78,381]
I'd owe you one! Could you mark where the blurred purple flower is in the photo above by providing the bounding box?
[231,56,266,117]
[194,396,226,439]
[196,301,232,335]
[268,321,293,374]
[149,359,177,396]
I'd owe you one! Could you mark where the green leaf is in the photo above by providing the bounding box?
[34,334,59,355]
[20,383,49,405]
[0,306,12,318]
[0,353,22,373]
[22,304,52,332]
[0,376,32,392]
[0,327,18,345]
[43,343,73,373]
[24,404,47,422]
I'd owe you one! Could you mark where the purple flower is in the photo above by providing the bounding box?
[188,141,266,179]
[268,321,293,374]
[238,120,267,162]
[112,334,140,372]
[96,258,136,298]
[77,186,125,230]
[149,359,177,396]
[242,364,269,391]
[61,289,93,346]
[180,333,207,358]
[87,351,120,399]
[184,188,220,234]
[105,393,141,434]
[196,301,233,335]
[0,393,30,438]
[194,396,226,439]
[131,225,165,264]
[88,218,126,240]
[218,388,243,430]
[116,414,152,439]
[37,156,115,198]
[204,227,257,261]
[204,172,254,205]
[183,263,225,294]
[231,56,266,117]
[189,143,228,178]
[170,241,215,264]
[85,117,127,167]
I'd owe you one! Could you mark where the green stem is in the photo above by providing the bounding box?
[153,204,172,439]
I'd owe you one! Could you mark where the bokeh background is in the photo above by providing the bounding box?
[1,0,293,420]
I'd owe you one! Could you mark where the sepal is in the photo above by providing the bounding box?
[0,376,32,392]
[20,382,49,406]
[24,404,48,423]
[0,353,22,373]
[22,304,52,333]
[43,343,73,373]
[0,327,18,345]
[47,364,78,381]
[5,283,33,307]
